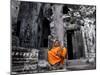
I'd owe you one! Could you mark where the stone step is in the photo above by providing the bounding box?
[67,59,88,66]
[67,64,96,70]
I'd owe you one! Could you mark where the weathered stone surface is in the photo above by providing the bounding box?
[12,47,39,73]
[11,1,96,73]
[11,0,20,24]
[12,35,20,46]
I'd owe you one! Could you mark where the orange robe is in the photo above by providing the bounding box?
[48,47,67,65]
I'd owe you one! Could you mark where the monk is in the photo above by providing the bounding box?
[48,40,67,69]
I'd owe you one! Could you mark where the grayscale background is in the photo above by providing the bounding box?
[11,0,96,74]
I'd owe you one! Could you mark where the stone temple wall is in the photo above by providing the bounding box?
[11,1,96,73]
[12,1,96,61]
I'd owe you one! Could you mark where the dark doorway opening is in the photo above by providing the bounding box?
[67,30,85,60]
[67,30,74,60]
[38,17,51,60]
[40,17,51,48]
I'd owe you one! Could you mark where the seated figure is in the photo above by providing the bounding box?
[48,40,67,69]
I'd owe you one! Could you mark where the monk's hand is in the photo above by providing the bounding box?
[56,51,61,57]
[56,51,64,59]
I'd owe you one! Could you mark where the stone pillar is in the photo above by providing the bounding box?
[53,5,64,46]
[18,2,41,48]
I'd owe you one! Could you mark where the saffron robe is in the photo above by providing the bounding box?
[48,47,67,65]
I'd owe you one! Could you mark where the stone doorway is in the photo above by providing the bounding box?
[67,30,85,60]
[40,17,51,48]
[67,30,74,60]
[38,17,51,60]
